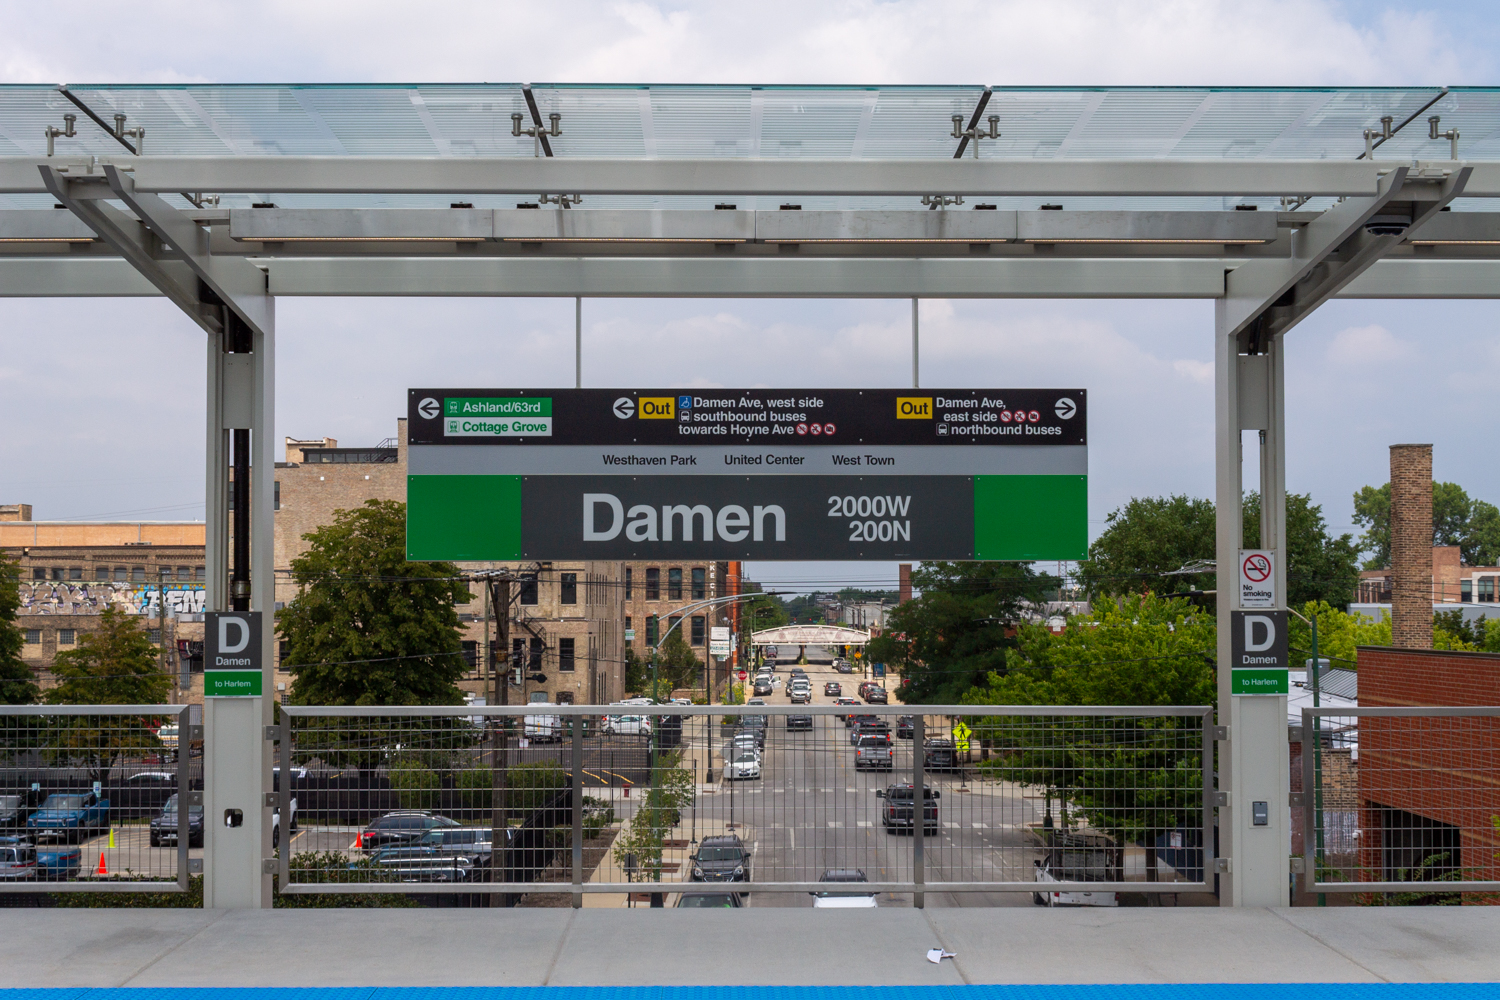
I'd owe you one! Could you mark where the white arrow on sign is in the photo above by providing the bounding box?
[1055,397,1077,420]
[612,397,636,419]
[418,397,441,420]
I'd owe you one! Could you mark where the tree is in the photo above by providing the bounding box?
[1076,495,1217,599]
[277,500,473,775]
[280,500,471,707]
[1352,481,1500,568]
[0,552,37,705]
[1243,492,1360,609]
[865,561,1057,704]
[43,606,173,788]
[967,594,1215,865]
[1080,492,1359,609]
[655,629,701,691]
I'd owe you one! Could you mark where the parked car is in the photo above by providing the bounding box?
[752,676,774,696]
[689,834,751,883]
[360,811,462,852]
[676,890,743,907]
[896,715,915,739]
[854,733,894,771]
[416,826,493,856]
[724,749,762,781]
[0,792,37,832]
[0,839,38,881]
[365,845,477,883]
[864,686,889,704]
[923,737,958,771]
[823,682,842,696]
[786,714,813,730]
[602,714,652,738]
[811,868,877,908]
[149,792,204,848]
[35,842,81,880]
[877,784,939,834]
[1033,831,1121,907]
[26,791,108,842]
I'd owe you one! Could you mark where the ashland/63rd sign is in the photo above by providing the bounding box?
[406,388,1087,561]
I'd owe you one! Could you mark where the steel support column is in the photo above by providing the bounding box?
[1212,164,1468,906]
[40,163,276,909]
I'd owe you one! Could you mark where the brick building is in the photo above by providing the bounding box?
[1355,646,1500,890]
[0,510,206,698]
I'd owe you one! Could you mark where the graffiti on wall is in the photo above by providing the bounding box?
[18,582,207,616]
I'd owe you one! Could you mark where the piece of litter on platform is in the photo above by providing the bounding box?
[926,949,957,964]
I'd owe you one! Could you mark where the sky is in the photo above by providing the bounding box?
[2,0,1497,595]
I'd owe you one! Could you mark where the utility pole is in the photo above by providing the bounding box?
[158,567,171,702]
[488,575,511,907]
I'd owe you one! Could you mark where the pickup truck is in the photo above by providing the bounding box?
[854,733,894,771]
[26,791,109,842]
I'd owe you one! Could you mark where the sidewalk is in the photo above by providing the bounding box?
[584,784,752,907]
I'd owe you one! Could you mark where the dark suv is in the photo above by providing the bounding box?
[149,793,204,848]
[864,686,889,704]
[923,737,958,771]
[360,811,461,852]
[896,715,915,739]
[690,833,751,883]
[877,784,940,834]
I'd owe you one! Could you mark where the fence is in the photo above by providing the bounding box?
[1300,706,1500,897]
[278,703,1214,904]
[0,704,194,893]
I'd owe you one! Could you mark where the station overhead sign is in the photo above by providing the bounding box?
[406,388,1087,562]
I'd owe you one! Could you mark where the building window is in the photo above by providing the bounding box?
[528,637,544,671]
[50,568,63,582]
[1481,577,1496,603]
[131,567,146,582]
[24,630,40,644]
[461,640,478,670]
[148,629,162,643]
[560,572,577,605]
[625,567,632,599]
[114,567,127,582]
[668,568,683,601]
[95,567,108,581]
[274,480,281,511]
[559,637,575,672]
[176,566,191,581]
[69,567,82,581]
[519,577,538,605]
[692,567,706,600]
[625,615,633,641]
[691,615,706,646]
[512,637,526,668]
[557,691,575,705]
[1463,579,1473,602]
[645,615,658,647]
[32,569,45,581]
[194,566,204,581]
[645,567,660,601]
[279,639,289,662]
[58,629,76,645]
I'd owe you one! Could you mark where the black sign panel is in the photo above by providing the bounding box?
[408,388,1086,447]
[1230,610,1289,670]
[519,475,974,560]
[205,611,263,671]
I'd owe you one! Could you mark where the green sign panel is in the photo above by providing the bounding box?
[443,397,552,437]
[1231,668,1289,696]
[205,670,263,698]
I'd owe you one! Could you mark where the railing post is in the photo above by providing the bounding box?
[913,712,925,908]
[572,714,584,909]
[177,705,191,892]
[1301,707,1318,902]
[279,715,293,894]
[1202,709,1216,896]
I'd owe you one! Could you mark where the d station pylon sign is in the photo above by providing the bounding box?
[405,388,1088,561]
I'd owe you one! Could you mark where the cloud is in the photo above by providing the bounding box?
[0,0,1481,86]
[1326,324,1411,365]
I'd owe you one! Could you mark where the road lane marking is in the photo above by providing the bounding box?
[857,821,872,827]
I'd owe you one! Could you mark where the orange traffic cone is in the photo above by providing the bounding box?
[354,832,363,850]
[96,852,107,876]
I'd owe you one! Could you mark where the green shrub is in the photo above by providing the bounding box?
[388,756,441,810]
[505,760,568,813]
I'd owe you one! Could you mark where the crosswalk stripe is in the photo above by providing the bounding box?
[857,821,872,827]
[827,821,844,828]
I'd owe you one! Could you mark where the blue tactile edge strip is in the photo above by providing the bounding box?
[4,987,1500,1000]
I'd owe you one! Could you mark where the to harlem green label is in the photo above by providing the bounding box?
[205,670,262,698]
[1231,668,1289,696]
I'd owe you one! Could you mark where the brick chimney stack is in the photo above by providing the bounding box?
[898,564,912,605]
[1389,444,1433,649]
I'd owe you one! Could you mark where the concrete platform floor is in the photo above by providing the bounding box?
[3,907,1500,988]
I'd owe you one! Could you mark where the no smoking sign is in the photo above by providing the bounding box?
[1238,549,1276,609]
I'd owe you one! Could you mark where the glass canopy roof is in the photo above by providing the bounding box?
[3,84,1496,212]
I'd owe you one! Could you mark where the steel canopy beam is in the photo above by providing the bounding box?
[4,156,1492,198]
[1222,167,1471,345]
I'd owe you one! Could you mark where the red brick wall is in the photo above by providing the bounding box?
[1357,646,1500,886]
[1389,444,1433,648]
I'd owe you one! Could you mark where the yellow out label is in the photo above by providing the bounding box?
[638,397,676,419]
[896,397,933,419]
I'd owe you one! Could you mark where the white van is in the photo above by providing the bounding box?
[523,704,564,743]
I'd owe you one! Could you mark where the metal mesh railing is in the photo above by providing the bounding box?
[279,702,1213,905]
[1301,706,1500,898]
[0,705,194,893]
